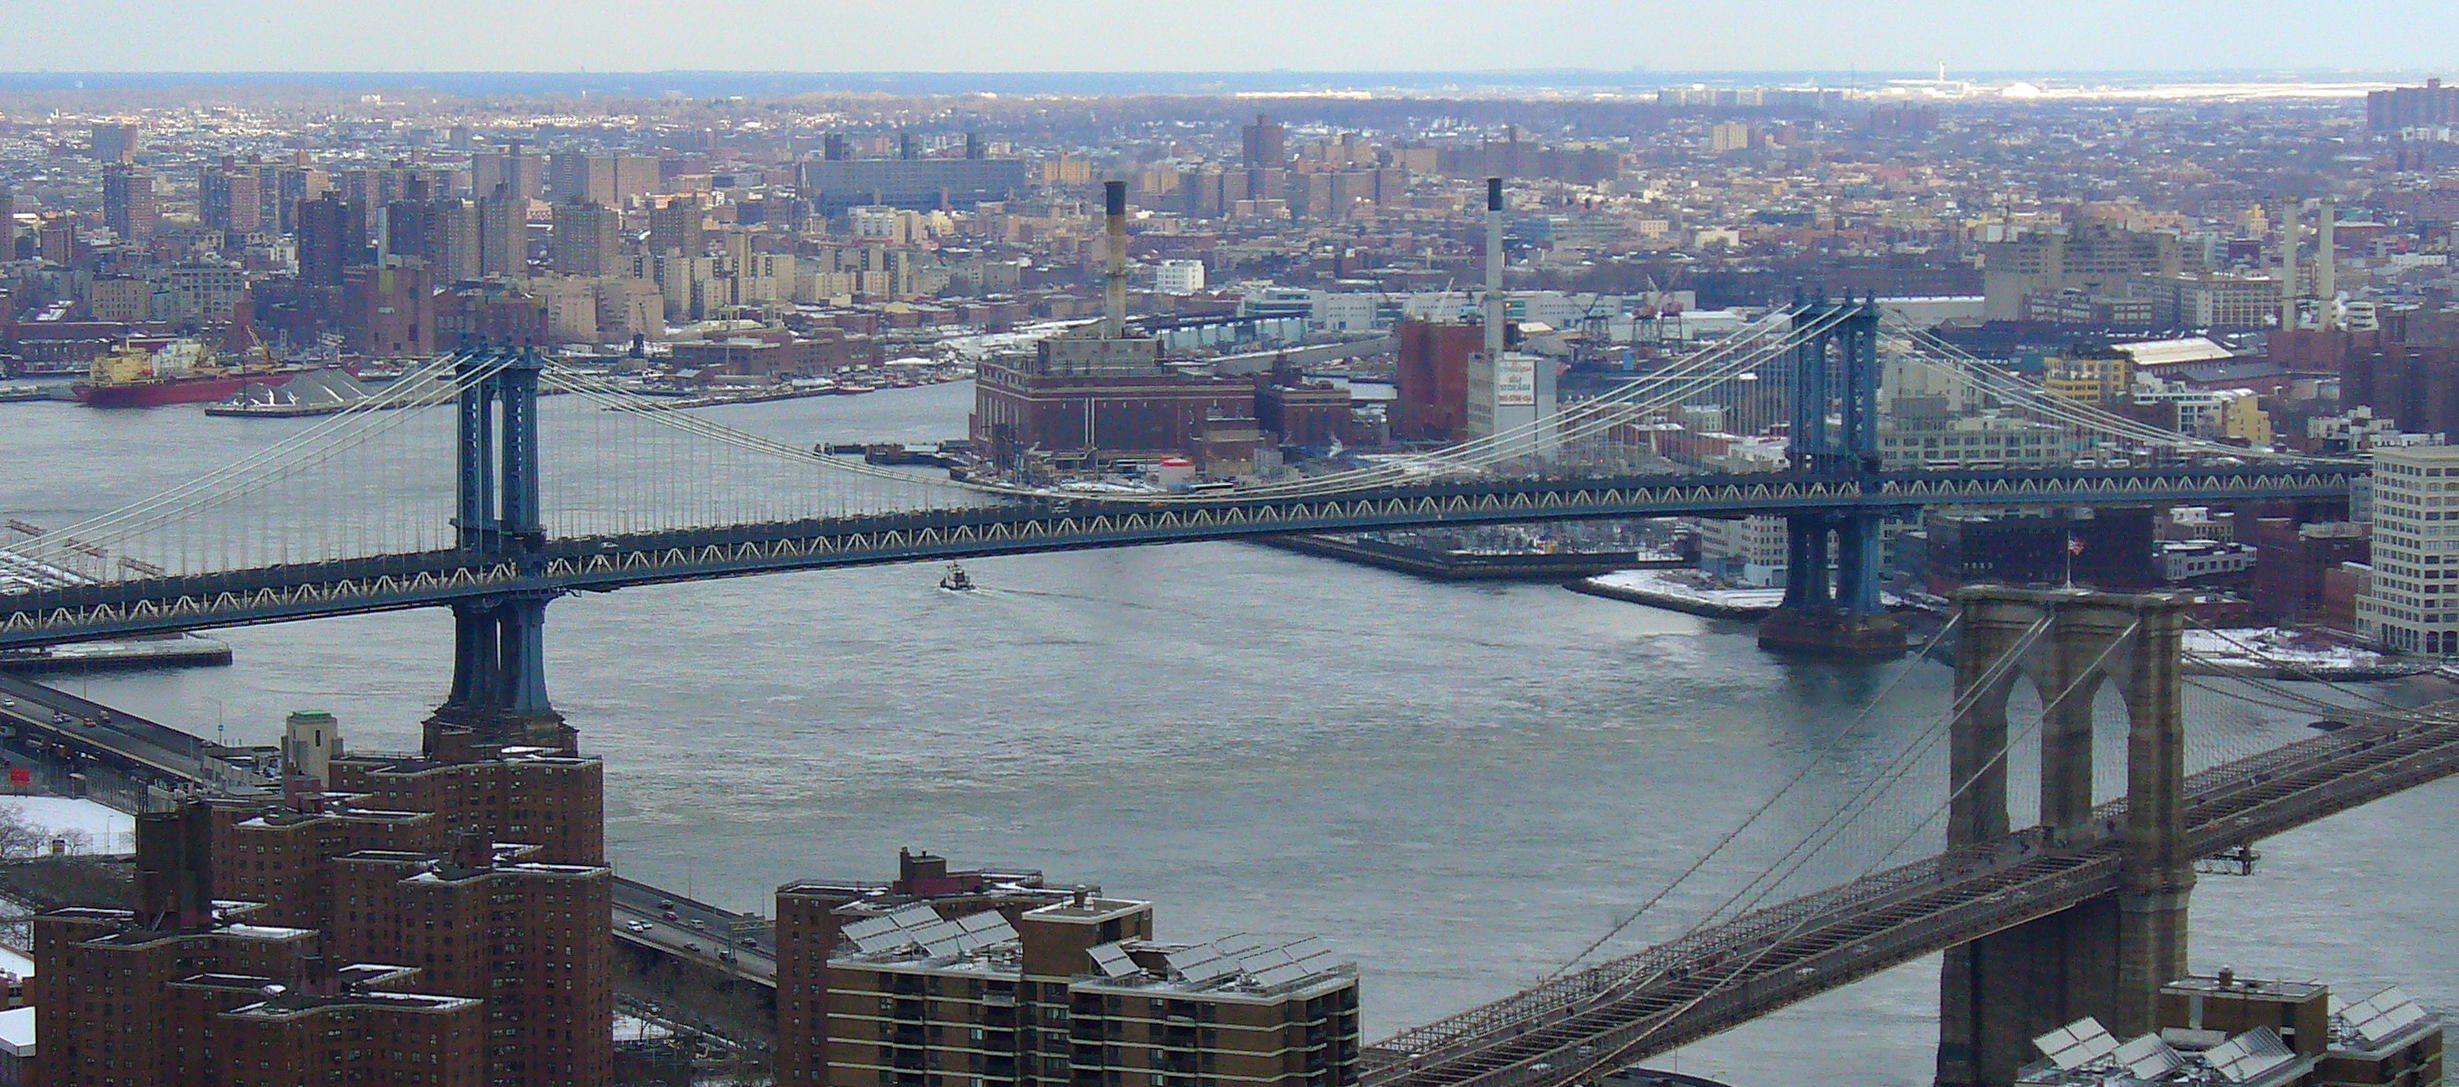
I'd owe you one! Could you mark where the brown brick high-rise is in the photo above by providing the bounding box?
[31,808,486,1087]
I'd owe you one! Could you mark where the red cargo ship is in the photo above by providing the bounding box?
[73,340,313,409]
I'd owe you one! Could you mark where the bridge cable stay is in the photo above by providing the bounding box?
[539,364,1005,493]
[1545,618,2147,1086]
[1881,316,2347,465]
[2169,616,2417,771]
[1273,309,1832,494]
[1879,316,2294,459]
[1377,614,2113,1078]
[1669,614,2058,929]
[1,350,500,583]
[2183,673,2399,723]
[3,348,469,572]
[533,366,1010,532]
[128,353,495,577]
[1390,616,2045,1063]
[554,306,1839,510]
[2183,617,2407,710]
[1226,307,1851,500]
[1877,315,2250,458]
[1387,615,2050,1064]
[1544,611,1976,980]
[18,348,483,568]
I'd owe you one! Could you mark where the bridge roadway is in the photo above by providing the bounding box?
[0,463,2359,650]
[612,875,778,985]
[1356,701,2459,1087]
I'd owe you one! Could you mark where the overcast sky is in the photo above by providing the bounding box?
[5,1,2451,75]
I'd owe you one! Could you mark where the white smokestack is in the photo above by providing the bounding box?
[1484,177,1504,365]
[2317,198,2337,331]
[2277,199,2298,332]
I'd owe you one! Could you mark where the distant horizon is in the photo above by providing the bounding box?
[0,67,2436,102]
[0,67,2441,77]
[8,1,2455,77]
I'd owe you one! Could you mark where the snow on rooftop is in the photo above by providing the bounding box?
[2112,337,2234,367]
[0,1005,29,1055]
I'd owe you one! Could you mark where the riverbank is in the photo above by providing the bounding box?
[1565,569,1785,618]
[1260,534,1678,581]
[0,635,232,675]
[2180,628,2426,680]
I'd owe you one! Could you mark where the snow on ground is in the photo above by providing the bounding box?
[614,1013,675,1043]
[1585,569,1787,609]
[2182,628,2406,676]
[0,796,136,854]
[0,944,30,978]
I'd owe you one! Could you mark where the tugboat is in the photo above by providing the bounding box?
[937,563,976,592]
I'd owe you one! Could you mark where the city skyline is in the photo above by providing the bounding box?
[6,1,2458,77]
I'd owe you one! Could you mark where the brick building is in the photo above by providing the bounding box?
[2342,345,2459,443]
[31,808,487,1087]
[39,719,615,1087]
[436,279,550,346]
[972,327,1257,462]
[1257,380,1351,449]
[2248,518,2370,625]
[1392,318,1478,443]
[340,260,435,359]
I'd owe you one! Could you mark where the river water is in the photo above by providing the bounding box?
[9,382,2454,1086]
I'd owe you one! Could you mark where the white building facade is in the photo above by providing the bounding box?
[2356,445,2459,656]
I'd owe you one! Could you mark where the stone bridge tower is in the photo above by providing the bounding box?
[1934,588,2193,1087]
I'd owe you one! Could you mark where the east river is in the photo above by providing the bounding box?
[9,381,2453,1085]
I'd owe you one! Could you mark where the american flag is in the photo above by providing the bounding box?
[2067,534,2087,557]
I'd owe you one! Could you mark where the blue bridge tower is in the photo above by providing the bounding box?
[1758,298,1908,656]
[427,343,574,757]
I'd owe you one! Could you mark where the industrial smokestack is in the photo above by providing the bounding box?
[2277,199,2299,332]
[1104,180,1129,337]
[2317,198,2337,331]
[1484,177,1505,367]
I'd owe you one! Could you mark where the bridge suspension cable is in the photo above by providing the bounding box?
[1542,617,2145,1087]
[2,350,496,583]
[1381,615,2046,1066]
[1225,306,1850,500]
[530,365,1009,538]
[1880,315,2349,465]
[1546,611,1974,980]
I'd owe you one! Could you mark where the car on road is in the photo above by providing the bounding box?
[684,942,702,953]
[739,936,760,948]
[689,919,707,931]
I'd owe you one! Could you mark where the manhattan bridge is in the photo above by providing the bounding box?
[3,300,2447,1087]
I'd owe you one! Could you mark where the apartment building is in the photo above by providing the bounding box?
[2355,444,2459,655]
[779,852,1361,1087]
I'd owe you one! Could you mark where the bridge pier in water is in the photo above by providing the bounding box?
[1758,298,1906,657]
[1934,588,2193,1087]
[428,343,574,758]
